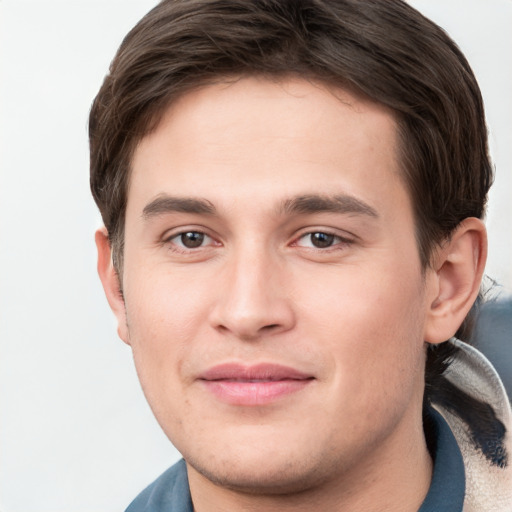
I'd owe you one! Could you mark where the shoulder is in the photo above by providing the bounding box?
[436,339,512,512]
[125,459,193,512]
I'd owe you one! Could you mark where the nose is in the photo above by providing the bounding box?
[208,244,296,341]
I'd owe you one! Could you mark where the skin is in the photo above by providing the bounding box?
[97,77,486,511]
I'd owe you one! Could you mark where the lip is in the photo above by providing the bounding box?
[199,363,314,406]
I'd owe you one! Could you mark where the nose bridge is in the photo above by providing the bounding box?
[210,239,294,339]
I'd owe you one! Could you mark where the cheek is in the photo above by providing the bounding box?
[122,271,210,396]
[298,261,427,396]
[126,265,210,341]
[124,285,200,435]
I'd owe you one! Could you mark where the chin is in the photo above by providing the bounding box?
[187,454,331,496]
[180,428,348,497]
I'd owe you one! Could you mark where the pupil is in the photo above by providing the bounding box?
[311,232,334,248]
[181,232,204,248]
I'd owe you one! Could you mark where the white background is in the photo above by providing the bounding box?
[0,1,510,511]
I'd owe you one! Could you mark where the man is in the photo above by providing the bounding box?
[89,1,511,510]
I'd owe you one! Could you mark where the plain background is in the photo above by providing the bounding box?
[0,1,510,511]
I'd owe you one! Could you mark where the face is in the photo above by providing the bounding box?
[110,77,437,493]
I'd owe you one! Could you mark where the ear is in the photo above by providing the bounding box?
[95,227,130,345]
[424,218,487,344]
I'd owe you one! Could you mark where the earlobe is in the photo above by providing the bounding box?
[424,218,487,344]
[95,227,130,345]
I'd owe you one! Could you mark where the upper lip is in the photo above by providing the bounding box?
[199,363,313,381]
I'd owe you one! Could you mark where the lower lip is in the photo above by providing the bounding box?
[201,379,312,406]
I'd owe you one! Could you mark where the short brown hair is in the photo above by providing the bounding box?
[89,0,492,275]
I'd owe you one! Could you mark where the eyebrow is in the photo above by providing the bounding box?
[142,195,216,219]
[280,194,378,218]
[142,192,378,220]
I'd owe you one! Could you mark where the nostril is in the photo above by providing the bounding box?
[209,296,296,339]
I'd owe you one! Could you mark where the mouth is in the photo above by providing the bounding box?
[199,363,315,406]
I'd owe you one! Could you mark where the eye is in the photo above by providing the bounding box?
[295,231,350,249]
[168,231,214,249]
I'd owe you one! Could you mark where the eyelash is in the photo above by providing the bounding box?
[164,230,218,253]
[163,229,353,253]
[293,231,353,251]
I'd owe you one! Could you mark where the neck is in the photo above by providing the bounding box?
[187,407,433,512]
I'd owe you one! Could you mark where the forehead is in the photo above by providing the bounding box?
[128,77,405,217]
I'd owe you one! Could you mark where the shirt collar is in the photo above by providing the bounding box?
[418,406,466,511]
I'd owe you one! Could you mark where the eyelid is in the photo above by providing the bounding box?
[162,226,221,249]
[163,224,213,239]
[160,225,355,251]
[292,227,356,246]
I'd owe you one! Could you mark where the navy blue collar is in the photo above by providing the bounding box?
[418,407,465,511]
[125,459,193,512]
